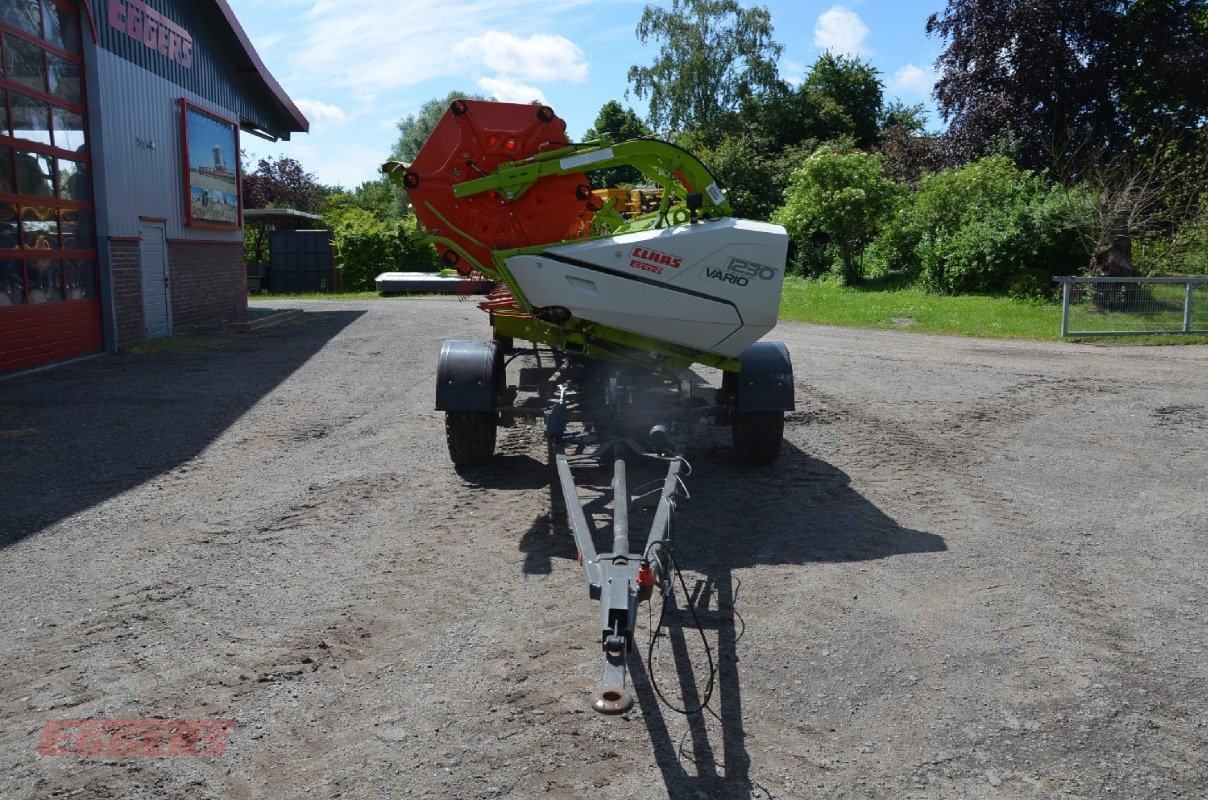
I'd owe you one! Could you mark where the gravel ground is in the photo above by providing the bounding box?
[1,297,1205,800]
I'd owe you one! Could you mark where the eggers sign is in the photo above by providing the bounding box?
[108,0,194,68]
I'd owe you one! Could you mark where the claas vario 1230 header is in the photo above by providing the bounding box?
[383,100,794,714]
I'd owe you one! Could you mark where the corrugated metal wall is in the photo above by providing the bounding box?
[96,0,294,137]
[92,48,240,241]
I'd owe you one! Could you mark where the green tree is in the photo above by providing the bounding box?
[583,101,652,188]
[744,54,884,152]
[773,144,902,284]
[803,53,883,149]
[350,178,397,220]
[878,100,928,134]
[693,135,785,220]
[627,0,782,139]
[741,80,818,152]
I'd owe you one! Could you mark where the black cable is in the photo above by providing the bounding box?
[645,540,716,715]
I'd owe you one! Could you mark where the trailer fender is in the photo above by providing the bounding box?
[735,342,795,412]
[436,340,500,412]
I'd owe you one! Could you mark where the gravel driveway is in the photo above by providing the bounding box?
[2,297,1205,799]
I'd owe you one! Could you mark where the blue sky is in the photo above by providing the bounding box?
[227,0,947,189]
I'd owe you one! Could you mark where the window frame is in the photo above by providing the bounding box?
[0,0,95,307]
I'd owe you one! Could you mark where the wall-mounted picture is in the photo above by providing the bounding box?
[180,100,240,228]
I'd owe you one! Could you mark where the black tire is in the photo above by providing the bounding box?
[732,410,784,465]
[446,411,497,468]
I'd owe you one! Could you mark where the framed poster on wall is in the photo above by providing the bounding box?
[180,100,242,229]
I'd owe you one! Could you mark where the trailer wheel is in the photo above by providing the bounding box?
[446,411,497,468]
[732,410,784,465]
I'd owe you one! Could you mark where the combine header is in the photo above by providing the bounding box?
[384,100,794,714]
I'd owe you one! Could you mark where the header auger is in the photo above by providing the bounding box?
[384,100,795,713]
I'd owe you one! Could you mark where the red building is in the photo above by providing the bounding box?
[1,0,307,372]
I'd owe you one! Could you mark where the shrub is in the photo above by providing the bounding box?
[327,209,440,291]
[330,209,397,291]
[397,212,441,272]
[874,156,1085,296]
[773,143,902,284]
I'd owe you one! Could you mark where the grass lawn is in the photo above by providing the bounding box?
[246,283,1208,345]
[779,277,1208,344]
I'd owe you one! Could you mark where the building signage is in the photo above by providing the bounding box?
[108,0,193,69]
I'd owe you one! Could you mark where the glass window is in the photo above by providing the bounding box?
[0,259,24,305]
[64,257,92,299]
[26,257,61,302]
[52,107,85,152]
[0,146,13,194]
[56,157,87,200]
[47,52,80,103]
[4,34,48,93]
[15,149,52,196]
[41,0,78,52]
[20,204,58,249]
[2,0,42,37]
[10,94,52,145]
[0,202,17,248]
[59,207,89,248]
[0,87,8,136]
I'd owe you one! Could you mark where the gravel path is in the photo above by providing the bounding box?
[2,297,1205,799]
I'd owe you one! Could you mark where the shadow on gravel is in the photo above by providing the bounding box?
[0,311,364,549]
[518,437,946,799]
[455,453,550,490]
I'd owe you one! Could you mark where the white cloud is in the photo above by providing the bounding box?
[476,77,547,105]
[889,63,937,98]
[294,98,348,131]
[273,0,595,95]
[813,7,869,56]
[229,0,603,189]
[455,32,588,83]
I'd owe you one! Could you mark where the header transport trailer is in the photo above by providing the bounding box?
[383,100,794,714]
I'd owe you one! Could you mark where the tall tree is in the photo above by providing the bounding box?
[626,0,782,138]
[803,53,883,149]
[745,54,884,152]
[241,156,322,212]
[926,0,1208,170]
[583,101,652,188]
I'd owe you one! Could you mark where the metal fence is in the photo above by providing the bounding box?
[1054,276,1208,337]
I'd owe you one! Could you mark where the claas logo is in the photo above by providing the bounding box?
[630,247,682,269]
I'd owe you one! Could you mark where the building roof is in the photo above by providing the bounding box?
[211,0,309,134]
